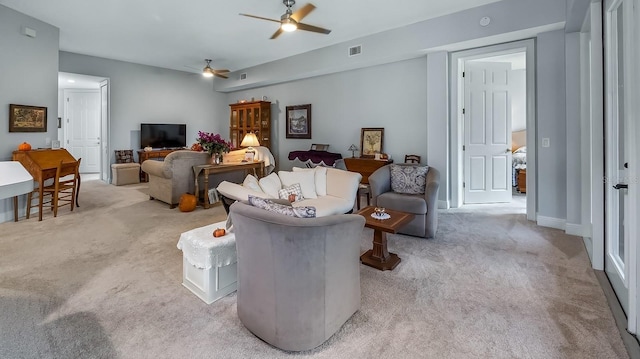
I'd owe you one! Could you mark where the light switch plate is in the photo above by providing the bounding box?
[542,138,550,147]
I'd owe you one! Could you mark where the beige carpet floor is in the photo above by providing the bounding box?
[0,180,629,358]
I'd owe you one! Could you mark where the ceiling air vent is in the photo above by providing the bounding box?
[240,73,247,80]
[348,45,362,57]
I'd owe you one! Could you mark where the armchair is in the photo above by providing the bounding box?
[369,164,440,238]
[229,201,365,351]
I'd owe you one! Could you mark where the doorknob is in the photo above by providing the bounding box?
[613,183,628,190]
[504,149,511,153]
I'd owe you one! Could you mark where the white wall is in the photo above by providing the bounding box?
[226,57,428,171]
[426,52,450,207]
[0,5,59,223]
[537,30,568,221]
[58,52,228,164]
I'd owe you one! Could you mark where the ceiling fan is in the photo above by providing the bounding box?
[240,0,331,40]
[202,59,229,79]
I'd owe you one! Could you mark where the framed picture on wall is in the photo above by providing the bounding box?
[285,104,311,139]
[360,128,384,158]
[9,104,47,132]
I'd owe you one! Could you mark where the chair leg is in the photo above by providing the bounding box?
[356,191,361,210]
[26,192,32,219]
[366,191,371,206]
[13,196,18,222]
[38,187,44,221]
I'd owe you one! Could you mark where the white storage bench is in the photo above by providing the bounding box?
[177,220,237,304]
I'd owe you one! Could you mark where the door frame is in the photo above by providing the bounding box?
[100,79,111,183]
[450,39,537,221]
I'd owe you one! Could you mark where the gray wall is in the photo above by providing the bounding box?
[0,5,59,222]
[537,30,567,220]
[565,32,582,226]
[59,52,228,164]
[426,52,450,207]
[226,57,428,171]
[511,69,527,132]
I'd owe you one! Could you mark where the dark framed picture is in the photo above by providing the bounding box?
[9,104,47,132]
[286,104,311,139]
[360,128,384,158]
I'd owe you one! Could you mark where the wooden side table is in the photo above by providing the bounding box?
[357,206,414,271]
[193,161,265,209]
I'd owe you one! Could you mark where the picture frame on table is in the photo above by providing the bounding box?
[285,104,311,139]
[360,128,384,158]
[9,104,47,132]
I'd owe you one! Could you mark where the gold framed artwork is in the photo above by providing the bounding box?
[360,128,384,158]
[9,104,47,132]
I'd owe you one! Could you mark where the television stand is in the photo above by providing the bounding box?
[137,148,183,182]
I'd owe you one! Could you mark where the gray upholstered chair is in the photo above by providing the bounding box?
[229,201,365,351]
[369,164,440,238]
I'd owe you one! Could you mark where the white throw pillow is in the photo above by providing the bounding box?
[278,183,304,202]
[258,173,282,198]
[242,174,263,193]
[293,166,327,196]
[279,170,317,199]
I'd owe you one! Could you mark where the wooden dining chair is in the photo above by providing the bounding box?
[27,158,81,221]
[404,154,421,164]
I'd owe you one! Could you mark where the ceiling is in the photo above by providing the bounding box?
[1,0,503,74]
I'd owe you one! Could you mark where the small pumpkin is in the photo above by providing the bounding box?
[17,142,31,151]
[213,228,226,237]
[178,193,197,212]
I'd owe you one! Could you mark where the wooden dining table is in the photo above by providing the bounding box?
[12,149,81,220]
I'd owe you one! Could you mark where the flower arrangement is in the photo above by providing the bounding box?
[196,131,232,155]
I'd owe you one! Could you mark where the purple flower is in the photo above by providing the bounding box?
[196,131,231,155]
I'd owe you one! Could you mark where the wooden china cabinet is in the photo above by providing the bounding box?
[229,101,271,150]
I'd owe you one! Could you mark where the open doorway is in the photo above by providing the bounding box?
[450,39,536,220]
[58,72,110,183]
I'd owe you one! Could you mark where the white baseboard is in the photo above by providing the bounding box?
[536,215,565,230]
[565,223,584,237]
[438,200,449,209]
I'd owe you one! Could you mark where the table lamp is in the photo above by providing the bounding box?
[348,144,358,158]
[241,132,260,161]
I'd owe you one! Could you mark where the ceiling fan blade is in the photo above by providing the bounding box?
[297,22,331,35]
[214,69,230,73]
[214,73,229,79]
[290,3,316,23]
[270,27,284,40]
[239,13,281,23]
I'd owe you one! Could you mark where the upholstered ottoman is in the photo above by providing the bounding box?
[177,220,237,304]
[111,163,140,186]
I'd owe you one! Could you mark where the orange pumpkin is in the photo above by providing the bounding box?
[178,193,197,212]
[213,228,226,237]
[17,142,31,151]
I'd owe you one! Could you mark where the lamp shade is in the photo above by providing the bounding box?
[348,144,358,151]
[241,133,260,147]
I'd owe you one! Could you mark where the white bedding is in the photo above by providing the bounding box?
[512,147,526,186]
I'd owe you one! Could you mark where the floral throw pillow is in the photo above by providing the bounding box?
[248,195,316,218]
[390,164,429,195]
[278,183,304,202]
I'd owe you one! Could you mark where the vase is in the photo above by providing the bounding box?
[211,153,223,165]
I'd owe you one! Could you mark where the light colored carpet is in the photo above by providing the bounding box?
[0,180,628,358]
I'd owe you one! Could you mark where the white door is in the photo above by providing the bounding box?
[65,90,101,173]
[463,61,513,203]
[604,0,633,315]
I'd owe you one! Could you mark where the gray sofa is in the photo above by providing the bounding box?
[229,201,365,351]
[369,164,440,238]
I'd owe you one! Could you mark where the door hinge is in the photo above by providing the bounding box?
[462,71,465,77]
[67,98,69,102]
[463,182,466,188]
[463,145,465,151]
[462,108,465,114]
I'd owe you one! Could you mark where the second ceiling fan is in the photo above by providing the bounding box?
[240,0,331,39]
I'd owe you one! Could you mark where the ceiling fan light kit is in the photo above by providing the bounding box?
[240,0,331,39]
[201,59,229,79]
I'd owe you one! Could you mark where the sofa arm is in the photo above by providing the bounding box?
[141,160,172,179]
[424,167,440,238]
[326,168,362,202]
[368,165,392,205]
[217,181,269,202]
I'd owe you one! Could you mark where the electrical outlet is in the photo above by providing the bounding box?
[542,138,550,148]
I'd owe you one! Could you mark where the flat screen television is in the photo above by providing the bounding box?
[140,123,187,149]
